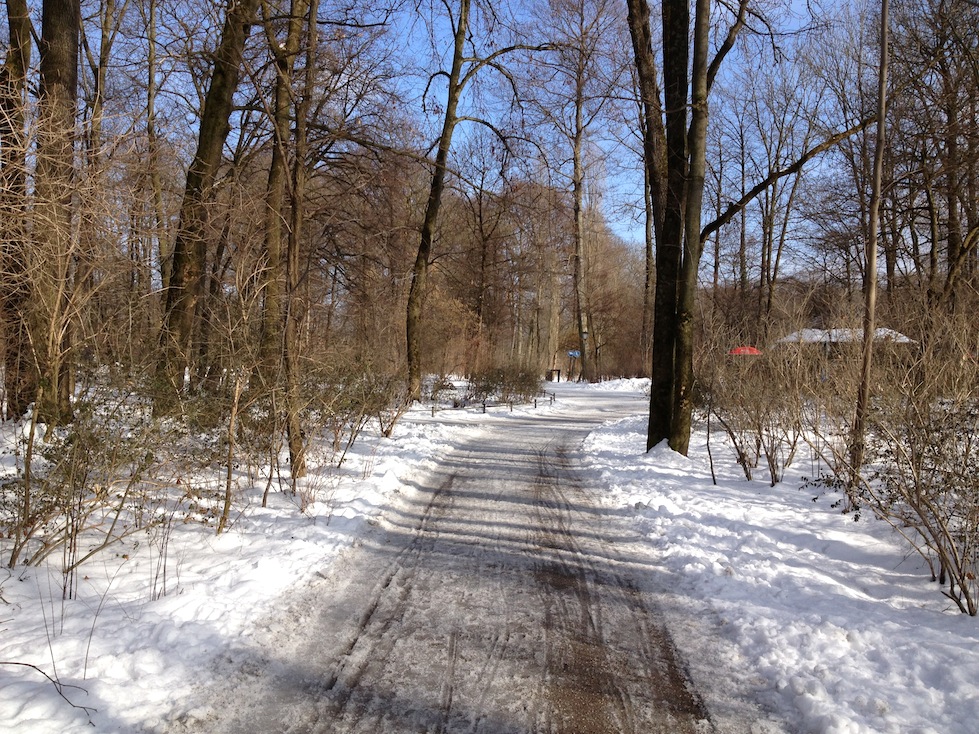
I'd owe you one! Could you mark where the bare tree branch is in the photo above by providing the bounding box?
[0,661,96,718]
[700,115,876,244]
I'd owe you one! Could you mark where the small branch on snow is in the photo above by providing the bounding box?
[0,661,96,719]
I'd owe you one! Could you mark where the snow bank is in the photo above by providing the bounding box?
[584,410,979,734]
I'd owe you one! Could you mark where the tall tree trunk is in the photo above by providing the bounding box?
[548,259,561,372]
[406,0,470,401]
[156,0,260,411]
[639,161,656,375]
[738,130,749,294]
[626,0,666,385]
[83,0,113,154]
[283,0,320,480]
[77,0,121,350]
[259,0,307,391]
[644,0,689,449]
[711,157,722,292]
[0,0,33,419]
[571,91,594,382]
[850,0,889,479]
[146,0,169,294]
[669,0,711,456]
[34,0,81,425]
[631,0,745,454]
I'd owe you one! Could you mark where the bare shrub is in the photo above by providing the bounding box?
[853,316,979,614]
[0,374,174,591]
[300,361,409,466]
[426,375,459,406]
[864,397,979,614]
[699,308,807,486]
[467,365,542,404]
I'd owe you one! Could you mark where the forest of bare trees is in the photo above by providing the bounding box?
[2,0,979,609]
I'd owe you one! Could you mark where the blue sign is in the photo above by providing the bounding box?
[568,350,581,358]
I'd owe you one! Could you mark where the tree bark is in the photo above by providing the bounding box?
[645,0,688,449]
[625,0,666,380]
[283,0,320,480]
[146,0,169,293]
[850,0,889,478]
[629,0,747,453]
[666,0,746,454]
[571,83,594,382]
[406,0,470,401]
[156,0,260,411]
[259,0,307,392]
[34,0,81,425]
[0,0,33,418]
[669,0,711,455]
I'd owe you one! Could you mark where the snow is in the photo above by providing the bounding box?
[1,379,976,733]
[777,328,914,344]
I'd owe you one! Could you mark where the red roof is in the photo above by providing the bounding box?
[728,346,762,356]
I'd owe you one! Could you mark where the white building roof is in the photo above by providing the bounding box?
[777,328,914,345]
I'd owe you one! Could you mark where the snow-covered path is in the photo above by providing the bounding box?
[164,391,712,733]
[11,380,970,733]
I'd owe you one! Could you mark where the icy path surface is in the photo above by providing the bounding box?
[165,390,713,733]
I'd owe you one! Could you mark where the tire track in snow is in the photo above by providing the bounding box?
[321,474,456,725]
[532,439,711,733]
[163,394,715,734]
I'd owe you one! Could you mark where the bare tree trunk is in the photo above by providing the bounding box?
[571,109,594,382]
[217,372,245,535]
[626,0,666,384]
[34,0,81,425]
[850,0,889,478]
[77,0,123,355]
[259,0,307,391]
[645,0,688,449]
[146,0,169,294]
[156,0,260,411]
[738,131,749,294]
[626,0,679,447]
[639,162,656,375]
[669,0,711,456]
[0,0,33,419]
[711,157,722,292]
[254,0,310,480]
[283,0,320,480]
[406,0,470,401]
[633,0,745,454]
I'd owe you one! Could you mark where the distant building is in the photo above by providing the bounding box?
[777,328,914,345]
[776,328,915,361]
